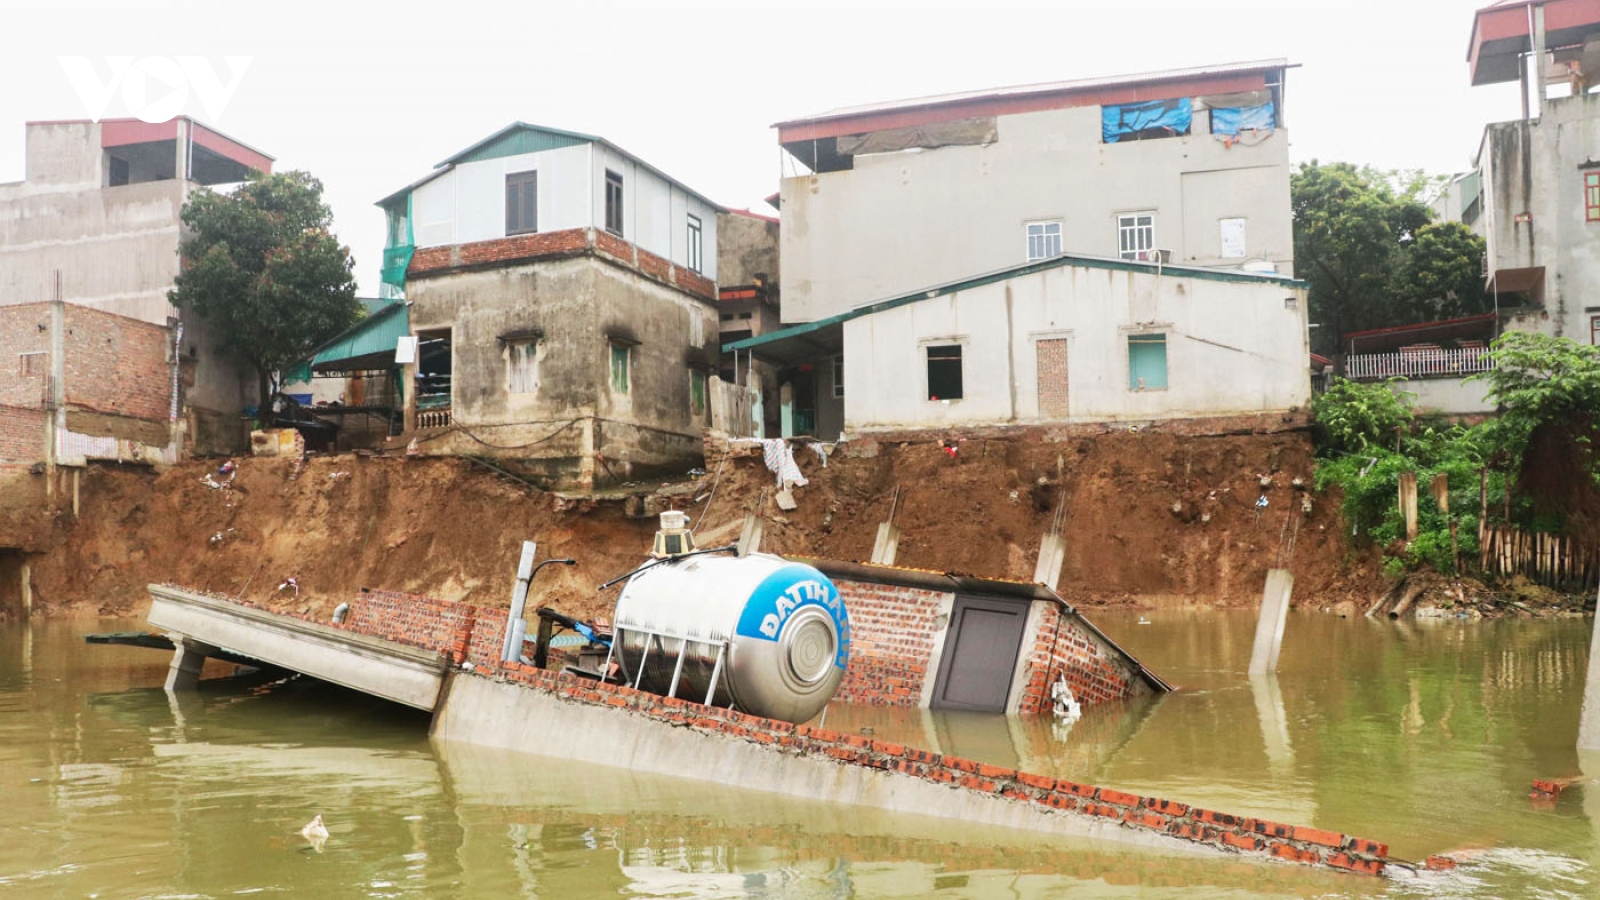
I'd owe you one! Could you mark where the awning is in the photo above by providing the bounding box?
[310,301,410,373]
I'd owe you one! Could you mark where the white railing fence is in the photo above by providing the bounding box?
[1345,347,1496,380]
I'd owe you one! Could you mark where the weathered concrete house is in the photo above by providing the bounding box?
[1465,0,1600,344]
[0,117,273,459]
[732,61,1309,437]
[1377,0,1600,416]
[379,124,725,487]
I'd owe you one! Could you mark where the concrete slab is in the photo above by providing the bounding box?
[146,585,450,710]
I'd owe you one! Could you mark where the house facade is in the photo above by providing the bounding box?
[730,254,1309,434]
[1363,0,1600,416]
[379,124,724,488]
[733,62,1305,438]
[1460,0,1600,344]
[776,60,1295,326]
[0,117,272,458]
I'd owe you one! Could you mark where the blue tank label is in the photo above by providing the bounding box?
[736,564,850,669]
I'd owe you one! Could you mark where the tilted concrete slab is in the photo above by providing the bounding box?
[146,585,450,710]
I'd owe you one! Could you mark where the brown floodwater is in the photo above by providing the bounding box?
[2,609,1596,898]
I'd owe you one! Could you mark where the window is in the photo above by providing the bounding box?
[1026,221,1062,261]
[1118,214,1156,260]
[18,352,44,377]
[506,171,537,236]
[610,342,631,394]
[506,340,538,394]
[687,214,703,273]
[1128,334,1168,390]
[1219,218,1247,259]
[926,344,963,401]
[605,170,624,235]
[690,369,707,416]
[1587,172,1600,223]
[1592,315,1600,345]
[832,355,845,398]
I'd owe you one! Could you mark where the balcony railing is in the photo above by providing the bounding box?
[1345,347,1495,381]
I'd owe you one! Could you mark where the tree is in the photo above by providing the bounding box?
[1394,222,1491,320]
[1291,161,1433,352]
[168,171,360,422]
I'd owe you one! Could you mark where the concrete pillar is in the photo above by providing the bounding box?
[19,562,30,616]
[1247,569,1294,676]
[1033,534,1066,591]
[1575,579,1600,750]
[165,637,218,692]
[736,514,763,557]
[1533,2,1548,120]
[72,469,79,518]
[870,522,900,566]
[1249,674,1294,772]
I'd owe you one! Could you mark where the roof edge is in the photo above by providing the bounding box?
[726,255,1306,354]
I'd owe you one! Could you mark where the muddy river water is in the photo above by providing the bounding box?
[2,609,1597,898]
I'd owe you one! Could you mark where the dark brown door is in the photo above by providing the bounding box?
[931,595,1029,712]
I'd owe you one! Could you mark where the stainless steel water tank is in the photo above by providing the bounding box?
[612,553,850,723]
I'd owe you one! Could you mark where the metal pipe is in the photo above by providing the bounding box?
[601,627,620,683]
[633,635,651,690]
[704,643,727,706]
[666,639,689,699]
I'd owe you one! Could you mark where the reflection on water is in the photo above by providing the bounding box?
[0,612,1597,898]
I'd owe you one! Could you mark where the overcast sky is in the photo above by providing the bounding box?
[2,0,1524,295]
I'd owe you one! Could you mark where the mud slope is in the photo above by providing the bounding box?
[9,430,1381,618]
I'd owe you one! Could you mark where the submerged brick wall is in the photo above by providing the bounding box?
[832,579,945,706]
[831,576,1150,713]
[1017,603,1142,715]
[486,661,1390,877]
[188,587,1391,877]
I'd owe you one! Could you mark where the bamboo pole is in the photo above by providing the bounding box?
[1480,468,1489,545]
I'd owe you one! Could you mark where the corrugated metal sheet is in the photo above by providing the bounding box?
[311,302,409,370]
[451,126,593,165]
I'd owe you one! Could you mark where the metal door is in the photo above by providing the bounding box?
[930,595,1028,712]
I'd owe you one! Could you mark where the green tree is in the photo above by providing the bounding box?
[1394,222,1491,320]
[1311,376,1414,456]
[1291,161,1432,352]
[1474,331,1600,463]
[168,171,360,422]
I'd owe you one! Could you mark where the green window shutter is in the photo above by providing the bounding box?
[1128,334,1167,390]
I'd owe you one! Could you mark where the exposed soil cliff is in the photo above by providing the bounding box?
[0,429,1388,620]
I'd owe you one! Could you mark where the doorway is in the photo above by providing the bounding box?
[930,595,1030,712]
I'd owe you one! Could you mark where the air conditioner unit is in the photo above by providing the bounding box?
[1140,248,1172,264]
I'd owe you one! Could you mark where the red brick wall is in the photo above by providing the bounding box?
[192,587,1390,877]
[410,229,589,276]
[0,303,52,410]
[410,228,716,301]
[489,662,1390,877]
[1016,603,1140,715]
[63,305,172,421]
[342,589,509,669]
[0,303,172,424]
[1036,338,1069,419]
[0,404,45,462]
[832,579,946,706]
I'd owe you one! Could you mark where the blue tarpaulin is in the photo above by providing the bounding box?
[1210,102,1276,137]
[1102,98,1192,143]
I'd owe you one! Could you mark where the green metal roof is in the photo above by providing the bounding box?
[376,122,726,212]
[724,253,1307,354]
[310,301,410,371]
